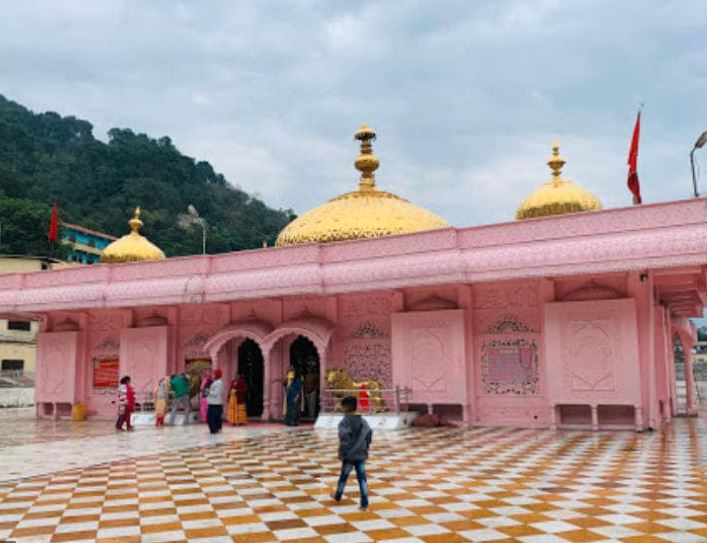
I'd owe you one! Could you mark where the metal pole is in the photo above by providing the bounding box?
[690,148,699,197]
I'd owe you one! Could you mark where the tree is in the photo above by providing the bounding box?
[0,94,294,259]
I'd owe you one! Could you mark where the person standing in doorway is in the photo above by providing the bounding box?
[284,369,303,426]
[168,372,191,425]
[330,395,372,511]
[116,375,136,431]
[304,370,319,418]
[206,368,224,434]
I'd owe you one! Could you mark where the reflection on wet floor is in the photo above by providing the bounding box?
[0,409,704,542]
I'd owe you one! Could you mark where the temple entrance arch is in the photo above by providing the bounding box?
[261,317,335,421]
[237,338,264,417]
[204,320,272,420]
[289,335,320,420]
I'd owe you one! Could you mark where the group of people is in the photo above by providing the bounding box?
[116,371,372,511]
[116,371,250,434]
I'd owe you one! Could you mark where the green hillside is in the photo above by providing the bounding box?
[0,95,294,258]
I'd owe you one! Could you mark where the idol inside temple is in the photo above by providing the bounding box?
[0,124,705,432]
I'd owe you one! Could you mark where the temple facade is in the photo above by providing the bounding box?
[0,126,704,431]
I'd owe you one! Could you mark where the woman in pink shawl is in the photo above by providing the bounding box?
[199,370,213,423]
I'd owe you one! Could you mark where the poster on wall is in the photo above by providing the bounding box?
[93,358,119,388]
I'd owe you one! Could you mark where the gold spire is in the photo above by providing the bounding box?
[128,207,143,232]
[547,141,565,183]
[99,207,166,263]
[354,123,379,191]
[275,124,448,246]
[515,141,602,220]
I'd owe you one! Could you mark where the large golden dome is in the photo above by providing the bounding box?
[516,142,602,220]
[275,124,449,246]
[100,207,166,263]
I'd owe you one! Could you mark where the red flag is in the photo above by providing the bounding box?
[47,200,58,243]
[627,111,642,204]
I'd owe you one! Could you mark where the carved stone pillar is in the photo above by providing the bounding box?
[684,338,698,416]
[261,348,271,421]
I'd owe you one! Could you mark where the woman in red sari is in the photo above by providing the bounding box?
[227,375,248,426]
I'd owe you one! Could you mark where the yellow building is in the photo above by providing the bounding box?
[0,256,68,376]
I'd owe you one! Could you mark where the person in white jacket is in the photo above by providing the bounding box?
[206,368,224,434]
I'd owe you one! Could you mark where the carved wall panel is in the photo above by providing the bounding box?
[36,331,80,403]
[119,326,168,395]
[474,283,539,310]
[545,298,641,403]
[339,294,393,385]
[392,310,467,405]
[480,338,539,395]
[178,304,229,362]
[472,281,543,403]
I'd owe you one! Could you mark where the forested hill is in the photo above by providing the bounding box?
[0,95,294,258]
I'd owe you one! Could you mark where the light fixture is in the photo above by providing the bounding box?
[690,131,707,197]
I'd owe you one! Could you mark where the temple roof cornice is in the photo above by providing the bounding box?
[0,198,705,315]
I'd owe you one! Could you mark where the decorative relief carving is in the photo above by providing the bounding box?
[40,344,68,396]
[563,320,617,391]
[561,281,623,302]
[474,284,538,309]
[350,321,386,339]
[410,327,449,392]
[484,314,535,334]
[341,295,393,386]
[343,344,392,386]
[407,295,457,312]
[481,339,539,395]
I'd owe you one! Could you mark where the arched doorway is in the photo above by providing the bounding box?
[237,338,264,418]
[289,335,320,420]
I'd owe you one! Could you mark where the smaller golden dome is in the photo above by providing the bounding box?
[100,207,166,263]
[516,142,602,220]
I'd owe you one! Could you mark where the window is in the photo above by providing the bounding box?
[1,359,24,371]
[88,239,96,248]
[7,320,31,331]
[68,235,76,243]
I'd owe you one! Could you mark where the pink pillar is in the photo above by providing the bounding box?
[261,348,271,421]
[683,336,698,416]
[628,272,656,429]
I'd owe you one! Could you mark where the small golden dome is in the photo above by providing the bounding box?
[516,142,602,220]
[275,124,449,246]
[100,207,166,263]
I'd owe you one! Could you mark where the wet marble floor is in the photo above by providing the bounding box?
[0,409,704,543]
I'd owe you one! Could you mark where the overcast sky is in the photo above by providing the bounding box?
[1,0,706,227]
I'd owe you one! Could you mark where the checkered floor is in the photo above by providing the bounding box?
[0,418,705,543]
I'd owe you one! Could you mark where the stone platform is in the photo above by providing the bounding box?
[315,411,418,430]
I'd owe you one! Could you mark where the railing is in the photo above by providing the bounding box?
[319,386,412,415]
[0,370,35,387]
[109,391,157,412]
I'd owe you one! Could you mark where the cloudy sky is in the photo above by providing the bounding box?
[1,0,706,226]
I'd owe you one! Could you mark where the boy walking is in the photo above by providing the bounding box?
[331,396,372,511]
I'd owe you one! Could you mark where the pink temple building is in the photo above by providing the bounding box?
[0,126,704,431]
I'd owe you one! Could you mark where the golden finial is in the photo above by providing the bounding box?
[128,207,143,233]
[547,141,566,184]
[354,123,379,191]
